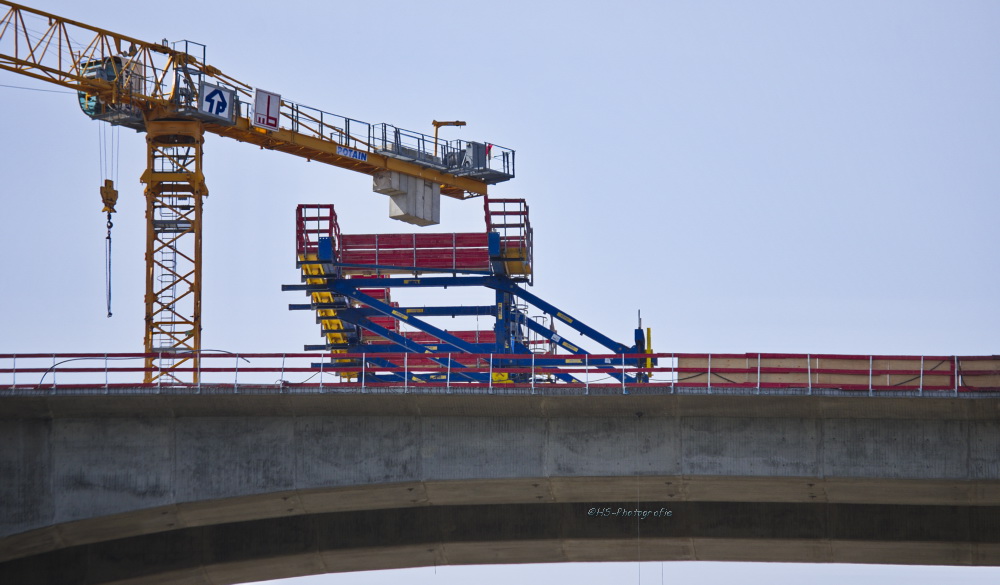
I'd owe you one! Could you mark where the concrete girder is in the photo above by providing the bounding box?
[1,392,999,583]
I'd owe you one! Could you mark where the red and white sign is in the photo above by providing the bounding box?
[252,88,281,131]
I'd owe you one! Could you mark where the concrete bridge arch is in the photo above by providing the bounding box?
[1,390,998,584]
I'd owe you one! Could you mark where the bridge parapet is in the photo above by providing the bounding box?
[2,352,998,394]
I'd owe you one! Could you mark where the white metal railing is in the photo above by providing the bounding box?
[1,352,997,395]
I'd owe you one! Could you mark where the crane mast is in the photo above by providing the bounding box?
[0,2,514,384]
[141,119,206,381]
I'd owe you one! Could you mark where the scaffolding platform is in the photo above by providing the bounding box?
[285,198,649,384]
[296,197,531,280]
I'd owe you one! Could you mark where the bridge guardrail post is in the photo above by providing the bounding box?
[51,354,56,393]
[919,355,924,396]
[670,353,675,394]
[756,353,761,395]
[362,353,366,393]
[585,354,589,395]
[234,353,240,393]
[279,354,286,393]
[954,355,959,396]
[488,354,493,394]
[531,353,535,395]
[446,353,451,394]
[404,353,408,393]
[621,353,626,394]
[708,354,712,395]
[807,354,812,395]
[868,355,873,397]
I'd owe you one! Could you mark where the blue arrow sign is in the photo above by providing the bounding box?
[204,88,228,116]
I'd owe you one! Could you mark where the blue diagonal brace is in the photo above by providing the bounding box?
[521,318,634,383]
[328,309,480,383]
[331,282,486,355]
[486,276,632,354]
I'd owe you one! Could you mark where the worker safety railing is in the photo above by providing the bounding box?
[229,102,516,184]
[370,124,515,184]
[1,352,997,396]
[371,123,447,168]
[236,99,373,153]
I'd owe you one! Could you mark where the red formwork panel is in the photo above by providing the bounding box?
[358,288,391,301]
[339,232,492,273]
[341,233,488,249]
[342,251,490,269]
[366,316,401,335]
[351,275,392,304]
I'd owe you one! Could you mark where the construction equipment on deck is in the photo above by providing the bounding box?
[284,200,654,384]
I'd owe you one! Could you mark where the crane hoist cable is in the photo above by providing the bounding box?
[105,211,113,318]
[98,122,120,318]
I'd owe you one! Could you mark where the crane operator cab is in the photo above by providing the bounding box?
[77,56,145,131]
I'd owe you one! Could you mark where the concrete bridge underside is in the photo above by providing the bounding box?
[1,391,998,584]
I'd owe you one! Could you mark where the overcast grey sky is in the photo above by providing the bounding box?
[2,0,998,583]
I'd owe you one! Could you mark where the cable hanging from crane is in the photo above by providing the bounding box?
[98,120,120,318]
[105,212,113,318]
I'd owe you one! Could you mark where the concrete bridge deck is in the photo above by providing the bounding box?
[1,388,998,584]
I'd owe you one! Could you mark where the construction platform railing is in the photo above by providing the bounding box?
[1,353,997,395]
[370,123,515,182]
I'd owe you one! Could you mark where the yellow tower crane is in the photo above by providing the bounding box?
[0,2,514,384]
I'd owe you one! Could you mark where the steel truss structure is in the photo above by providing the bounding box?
[140,121,205,383]
[284,200,654,385]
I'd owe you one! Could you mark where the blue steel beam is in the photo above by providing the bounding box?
[521,318,634,383]
[285,275,635,355]
[486,276,633,355]
[323,312,481,383]
[286,262,640,384]
[330,285,485,355]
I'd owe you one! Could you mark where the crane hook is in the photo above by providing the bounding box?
[100,179,119,213]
